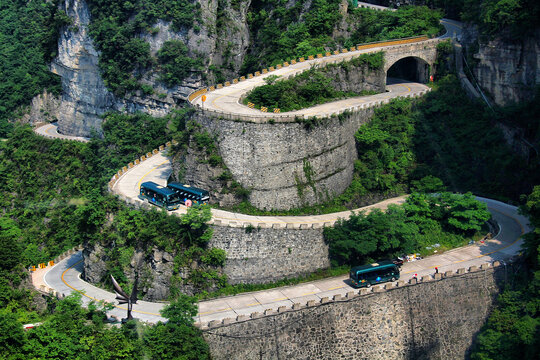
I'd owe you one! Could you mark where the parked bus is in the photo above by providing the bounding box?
[167,182,209,206]
[349,260,400,288]
[140,181,182,211]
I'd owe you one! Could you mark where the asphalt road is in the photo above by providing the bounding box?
[34,122,90,142]
[112,150,408,227]
[41,198,529,325]
[33,4,491,327]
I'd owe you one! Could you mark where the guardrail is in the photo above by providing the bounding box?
[30,245,83,297]
[190,88,431,124]
[107,140,178,191]
[197,261,504,329]
[187,35,436,108]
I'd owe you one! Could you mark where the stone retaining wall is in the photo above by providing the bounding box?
[193,109,375,210]
[208,226,330,285]
[202,261,508,360]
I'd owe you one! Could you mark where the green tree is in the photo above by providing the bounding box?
[0,0,68,136]
[0,217,22,271]
[0,309,25,359]
[157,40,202,86]
[143,295,210,360]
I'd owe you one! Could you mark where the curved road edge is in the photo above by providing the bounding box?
[36,198,529,326]
[34,122,90,142]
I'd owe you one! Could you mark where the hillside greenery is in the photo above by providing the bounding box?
[462,0,540,39]
[470,186,540,359]
[0,0,69,137]
[228,74,540,217]
[86,0,201,95]
[0,293,210,360]
[347,5,443,45]
[0,117,219,359]
[244,52,383,111]
[241,2,443,73]
[1,0,539,357]
[324,192,490,266]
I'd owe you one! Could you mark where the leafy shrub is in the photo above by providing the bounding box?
[244,54,382,111]
[323,192,490,266]
[348,5,443,44]
[462,0,540,39]
[87,0,201,94]
[0,0,69,136]
[200,248,227,267]
[157,40,202,86]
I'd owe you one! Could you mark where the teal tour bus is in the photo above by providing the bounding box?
[349,260,400,288]
[167,182,209,206]
[140,181,182,211]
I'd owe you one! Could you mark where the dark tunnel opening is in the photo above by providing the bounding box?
[386,57,429,84]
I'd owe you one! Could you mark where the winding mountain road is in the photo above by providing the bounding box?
[34,122,90,142]
[35,198,529,325]
[31,3,529,328]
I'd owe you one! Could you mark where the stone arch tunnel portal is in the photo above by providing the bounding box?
[386,56,430,84]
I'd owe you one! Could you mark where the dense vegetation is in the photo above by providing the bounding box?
[244,52,383,111]
[86,0,201,95]
[0,0,69,137]
[0,293,210,359]
[229,74,540,217]
[347,5,443,45]
[470,186,540,359]
[461,0,540,39]
[1,0,538,357]
[324,192,490,266]
[242,2,443,73]
[0,117,218,358]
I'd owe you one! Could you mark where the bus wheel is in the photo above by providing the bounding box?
[391,277,396,282]
[366,283,371,288]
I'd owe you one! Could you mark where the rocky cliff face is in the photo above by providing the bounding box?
[51,0,114,137]
[37,0,251,137]
[170,144,244,208]
[461,27,540,107]
[471,30,540,106]
[327,64,385,93]
[21,91,61,125]
[82,221,332,301]
[82,242,191,301]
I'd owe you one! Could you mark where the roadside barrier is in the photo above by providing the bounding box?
[107,140,177,191]
[197,261,503,329]
[30,245,83,297]
[186,36,441,118]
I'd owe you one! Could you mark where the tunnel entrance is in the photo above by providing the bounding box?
[386,57,429,84]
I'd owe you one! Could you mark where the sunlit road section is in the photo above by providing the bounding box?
[34,122,90,142]
[39,196,528,325]
[31,5,507,327]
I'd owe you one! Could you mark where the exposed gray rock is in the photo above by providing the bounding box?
[474,33,540,106]
[49,0,253,137]
[52,0,115,137]
[464,27,540,106]
[82,242,108,285]
[171,142,245,208]
[22,90,61,125]
[82,221,332,300]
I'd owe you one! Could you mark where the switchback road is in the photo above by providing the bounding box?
[37,198,529,325]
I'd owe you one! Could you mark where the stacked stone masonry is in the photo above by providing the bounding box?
[202,262,507,360]
[208,227,330,285]
[193,110,375,210]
